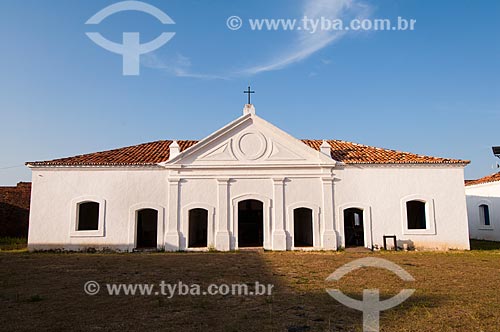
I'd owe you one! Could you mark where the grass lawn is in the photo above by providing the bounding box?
[1,245,500,331]
[0,237,27,251]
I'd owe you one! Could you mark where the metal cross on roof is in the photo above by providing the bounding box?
[243,86,255,104]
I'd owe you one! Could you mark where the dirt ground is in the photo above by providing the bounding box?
[1,246,500,332]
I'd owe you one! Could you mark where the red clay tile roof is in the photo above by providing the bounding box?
[465,172,500,186]
[27,140,197,167]
[27,139,468,166]
[302,140,467,165]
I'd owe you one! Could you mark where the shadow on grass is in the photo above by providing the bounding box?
[256,252,448,332]
[470,239,500,250]
[0,250,451,332]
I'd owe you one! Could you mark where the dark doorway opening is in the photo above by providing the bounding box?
[188,208,208,248]
[136,209,158,248]
[238,199,263,247]
[294,208,313,247]
[344,208,364,247]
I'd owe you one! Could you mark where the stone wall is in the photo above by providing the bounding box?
[0,182,31,237]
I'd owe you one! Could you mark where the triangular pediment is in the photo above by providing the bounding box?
[198,140,238,161]
[163,110,337,167]
[268,141,304,161]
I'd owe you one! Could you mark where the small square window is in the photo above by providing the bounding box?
[77,202,100,231]
[406,200,427,230]
[70,197,105,237]
[402,196,436,235]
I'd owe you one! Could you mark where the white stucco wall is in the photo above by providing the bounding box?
[28,164,470,251]
[28,167,168,251]
[334,165,470,250]
[465,182,500,241]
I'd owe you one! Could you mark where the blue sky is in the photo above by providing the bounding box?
[0,0,499,185]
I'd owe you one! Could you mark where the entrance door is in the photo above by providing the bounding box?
[238,199,263,247]
[344,208,364,247]
[188,208,208,248]
[294,208,313,247]
[136,209,158,248]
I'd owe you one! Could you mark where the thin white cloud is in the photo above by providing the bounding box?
[241,0,371,75]
[142,0,371,79]
[142,52,230,80]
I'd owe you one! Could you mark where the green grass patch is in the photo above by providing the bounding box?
[0,237,27,251]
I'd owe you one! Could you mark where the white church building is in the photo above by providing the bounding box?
[27,104,471,251]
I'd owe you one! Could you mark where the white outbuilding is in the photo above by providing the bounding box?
[465,172,500,242]
[26,104,471,251]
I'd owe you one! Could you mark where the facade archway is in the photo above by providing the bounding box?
[232,194,272,250]
[188,208,208,248]
[287,202,320,249]
[136,208,158,249]
[128,203,165,251]
[181,203,215,250]
[237,199,264,247]
[293,207,313,247]
[343,208,364,247]
[338,203,373,249]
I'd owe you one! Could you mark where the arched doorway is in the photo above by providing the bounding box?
[136,209,158,248]
[238,199,263,247]
[188,208,208,248]
[294,207,313,247]
[344,208,364,247]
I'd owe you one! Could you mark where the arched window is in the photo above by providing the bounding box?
[406,200,427,230]
[479,204,491,226]
[77,201,99,231]
[294,208,313,247]
[188,208,208,248]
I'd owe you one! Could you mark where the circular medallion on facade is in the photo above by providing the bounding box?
[235,131,267,160]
